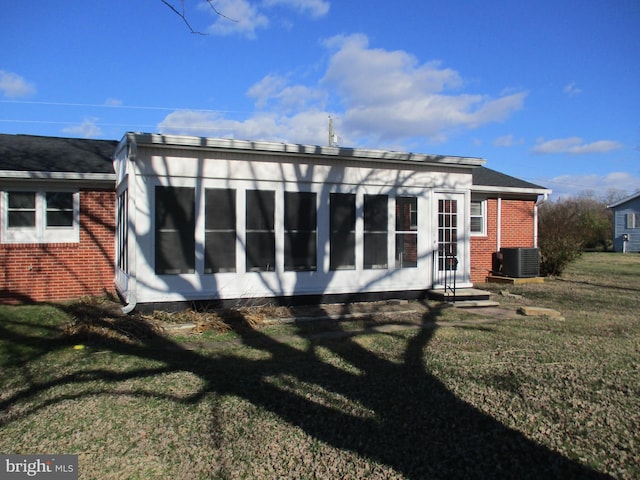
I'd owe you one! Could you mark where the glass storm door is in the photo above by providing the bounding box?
[434,195,463,286]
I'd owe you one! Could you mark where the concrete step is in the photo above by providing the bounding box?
[428,288,492,302]
[451,300,501,308]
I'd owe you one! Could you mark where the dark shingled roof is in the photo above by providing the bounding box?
[0,133,117,174]
[472,166,547,190]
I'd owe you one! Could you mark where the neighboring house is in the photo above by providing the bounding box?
[0,134,117,303]
[608,191,640,253]
[0,132,550,307]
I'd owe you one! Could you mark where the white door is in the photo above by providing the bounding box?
[433,193,465,287]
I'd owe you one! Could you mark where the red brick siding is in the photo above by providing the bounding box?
[0,190,115,303]
[470,198,536,284]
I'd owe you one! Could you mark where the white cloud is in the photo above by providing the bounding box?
[321,34,527,143]
[563,82,582,97]
[543,171,640,199]
[62,118,102,138]
[247,74,327,112]
[533,136,623,155]
[158,33,528,147]
[493,134,524,147]
[158,108,331,145]
[204,0,269,38]
[0,70,36,97]
[263,0,330,18]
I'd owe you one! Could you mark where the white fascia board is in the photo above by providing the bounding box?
[126,132,486,168]
[472,184,552,196]
[0,170,115,182]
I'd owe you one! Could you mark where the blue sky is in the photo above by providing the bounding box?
[1,0,638,198]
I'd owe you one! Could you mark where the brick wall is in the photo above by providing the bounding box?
[470,198,536,284]
[0,190,115,303]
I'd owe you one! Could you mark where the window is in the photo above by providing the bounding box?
[470,200,486,235]
[2,190,79,243]
[205,189,236,273]
[395,197,418,268]
[284,191,317,271]
[627,212,640,229]
[330,193,356,270]
[7,192,36,227]
[364,194,388,269]
[46,192,74,227]
[246,190,275,272]
[155,186,195,275]
[116,190,128,273]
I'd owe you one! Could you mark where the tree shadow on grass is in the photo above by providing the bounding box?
[0,301,612,479]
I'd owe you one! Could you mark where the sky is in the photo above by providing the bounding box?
[1,0,638,199]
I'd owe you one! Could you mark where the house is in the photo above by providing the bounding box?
[1,132,550,308]
[0,133,117,303]
[607,191,640,253]
[470,167,550,281]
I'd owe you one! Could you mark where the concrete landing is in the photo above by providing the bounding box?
[428,288,492,303]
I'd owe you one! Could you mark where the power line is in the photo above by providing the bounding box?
[0,99,249,114]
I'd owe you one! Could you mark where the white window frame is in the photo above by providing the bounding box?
[470,199,487,236]
[627,212,640,229]
[1,190,80,244]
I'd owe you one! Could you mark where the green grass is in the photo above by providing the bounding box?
[1,252,639,479]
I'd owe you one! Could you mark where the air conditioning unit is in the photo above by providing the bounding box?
[500,247,540,278]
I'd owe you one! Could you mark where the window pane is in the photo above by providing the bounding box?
[246,190,274,230]
[205,189,235,230]
[246,232,275,271]
[46,192,73,210]
[396,197,417,231]
[46,211,73,227]
[284,192,317,271]
[364,195,387,231]
[155,187,195,274]
[285,231,317,271]
[284,192,317,230]
[330,232,355,270]
[396,233,417,268]
[8,211,35,227]
[9,192,36,209]
[205,232,236,273]
[330,193,356,270]
[470,201,482,216]
[330,193,355,232]
[364,232,387,269]
[470,217,482,233]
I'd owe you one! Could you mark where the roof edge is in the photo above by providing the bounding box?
[472,184,552,196]
[0,170,116,182]
[124,132,486,168]
[607,191,640,209]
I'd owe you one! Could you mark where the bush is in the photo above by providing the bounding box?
[538,195,612,276]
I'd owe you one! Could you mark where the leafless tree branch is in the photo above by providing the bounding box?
[160,0,238,35]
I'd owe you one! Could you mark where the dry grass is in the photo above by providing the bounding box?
[1,252,638,479]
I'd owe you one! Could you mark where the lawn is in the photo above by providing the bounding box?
[1,252,638,479]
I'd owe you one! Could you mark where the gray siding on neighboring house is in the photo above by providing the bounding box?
[609,193,640,252]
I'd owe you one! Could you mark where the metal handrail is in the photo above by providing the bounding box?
[443,254,458,303]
